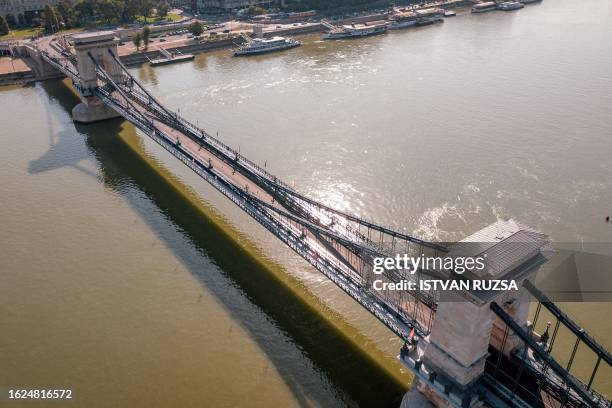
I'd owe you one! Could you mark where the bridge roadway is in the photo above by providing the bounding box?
[130,87,438,336]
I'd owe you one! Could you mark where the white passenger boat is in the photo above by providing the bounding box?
[471,1,498,13]
[234,36,300,56]
[323,22,388,40]
[388,11,418,30]
[497,1,525,10]
[415,8,444,25]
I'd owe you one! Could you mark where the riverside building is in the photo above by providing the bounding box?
[0,0,58,25]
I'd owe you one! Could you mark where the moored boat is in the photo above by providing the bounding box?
[388,11,419,30]
[149,54,195,66]
[497,1,525,10]
[234,36,300,56]
[415,8,445,25]
[471,1,498,13]
[323,22,388,40]
[148,47,195,66]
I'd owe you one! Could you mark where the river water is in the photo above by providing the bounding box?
[1,0,611,406]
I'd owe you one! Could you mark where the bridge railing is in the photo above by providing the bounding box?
[39,50,80,82]
[522,280,611,408]
[172,108,442,318]
[112,58,446,254]
[485,302,610,408]
[171,109,448,255]
[123,90,448,267]
[525,280,611,392]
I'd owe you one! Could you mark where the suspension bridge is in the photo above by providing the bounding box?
[32,31,610,408]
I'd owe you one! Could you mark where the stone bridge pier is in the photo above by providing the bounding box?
[402,219,552,408]
[71,31,124,123]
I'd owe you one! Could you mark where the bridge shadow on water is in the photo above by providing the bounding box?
[38,79,408,408]
[27,82,98,179]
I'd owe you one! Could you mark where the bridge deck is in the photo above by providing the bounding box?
[140,98,438,335]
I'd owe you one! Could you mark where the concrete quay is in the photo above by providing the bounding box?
[0,56,34,85]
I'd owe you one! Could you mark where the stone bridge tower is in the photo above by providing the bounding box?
[71,31,124,123]
[402,219,553,407]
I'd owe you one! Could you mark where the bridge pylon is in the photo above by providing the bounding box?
[402,219,553,407]
[71,31,124,123]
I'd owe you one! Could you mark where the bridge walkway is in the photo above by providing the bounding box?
[135,92,438,337]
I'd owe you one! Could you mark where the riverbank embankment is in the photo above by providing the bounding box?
[0,0,472,83]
